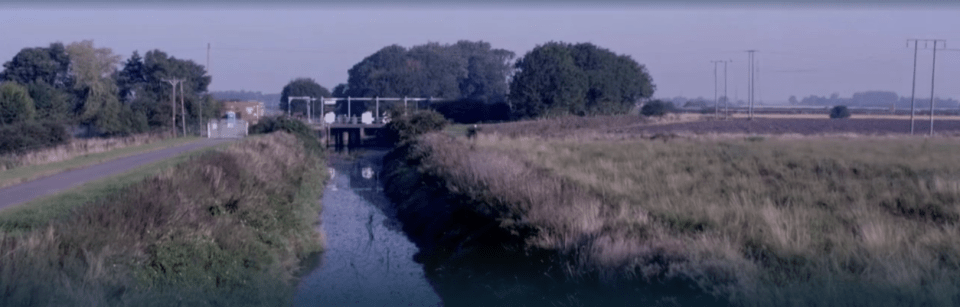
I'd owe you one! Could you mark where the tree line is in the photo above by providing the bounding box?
[0,40,217,141]
[278,40,657,123]
[789,91,960,110]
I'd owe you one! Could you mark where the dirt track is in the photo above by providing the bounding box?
[0,138,233,211]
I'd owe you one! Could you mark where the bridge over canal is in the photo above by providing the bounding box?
[285,96,442,149]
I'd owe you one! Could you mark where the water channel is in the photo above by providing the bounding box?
[293,149,442,307]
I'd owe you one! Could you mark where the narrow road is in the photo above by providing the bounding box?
[0,138,234,211]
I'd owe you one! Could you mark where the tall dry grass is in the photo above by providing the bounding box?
[386,131,960,306]
[0,132,172,171]
[0,132,327,306]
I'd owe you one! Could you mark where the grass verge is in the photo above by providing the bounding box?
[0,139,230,233]
[0,136,202,189]
[0,132,328,307]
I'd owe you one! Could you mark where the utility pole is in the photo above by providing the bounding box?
[204,43,210,133]
[180,79,186,137]
[745,50,758,120]
[929,40,943,136]
[162,78,183,138]
[724,60,730,118]
[907,39,945,135]
[711,60,720,119]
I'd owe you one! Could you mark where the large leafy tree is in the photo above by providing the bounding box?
[509,41,656,118]
[0,82,36,125]
[26,81,72,122]
[0,42,72,89]
[120,49,211,130]
[345,41,514,104]
[280,78,331,118]
[1,42,77,123]
[66,40,122,124]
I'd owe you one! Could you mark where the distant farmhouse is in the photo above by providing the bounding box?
[221,101,266,125]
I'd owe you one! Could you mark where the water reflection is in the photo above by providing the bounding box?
[293,150,442,307]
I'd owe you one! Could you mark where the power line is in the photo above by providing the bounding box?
[906,39,945,135]
[711,59,733,119]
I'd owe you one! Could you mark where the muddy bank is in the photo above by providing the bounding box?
[381,137,730,307]
[294,149,441,306]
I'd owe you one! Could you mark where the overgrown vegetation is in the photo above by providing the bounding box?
[0,132,327,306]
[0,120,71,155]
[383,122,960,306]
[383,109,449,145]
[249,115,321,152]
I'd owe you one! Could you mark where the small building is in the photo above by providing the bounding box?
[221,101,265,125]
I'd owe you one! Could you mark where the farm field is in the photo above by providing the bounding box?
[478,115,960,137]
[389,115,960,306]
[622,117,960,136]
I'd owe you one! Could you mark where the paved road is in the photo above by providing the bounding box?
[0,138,234,211]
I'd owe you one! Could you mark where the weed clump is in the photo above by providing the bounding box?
[383,109,449,145]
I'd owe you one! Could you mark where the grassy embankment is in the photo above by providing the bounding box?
[0,133,200,188]
[385,116,960,306]
[0,140,232,234]
[0,132,328,306]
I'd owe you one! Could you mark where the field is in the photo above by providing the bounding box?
[477,115,960,138]
[386,115,960,306]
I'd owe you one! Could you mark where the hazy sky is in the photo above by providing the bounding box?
[2,4,960,103]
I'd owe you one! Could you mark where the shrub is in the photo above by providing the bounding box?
[830,105,851,119]
[0,121,71,155]
[383,110,449,145]
[640,100,674,117]
[249,116,321,152]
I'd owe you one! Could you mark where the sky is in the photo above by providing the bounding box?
[2,3,960,104]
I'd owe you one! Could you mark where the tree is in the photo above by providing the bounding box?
[66,40,123,124]
[640,100,673,117]
[345,41,514,104]
[0,82,36,125]
[788,95,798,105]
[116,51,147,104]
[280,78,331,117]
[121,49,210,131]
[509,41,655,119]
[830,105,851,119]
[331,83,349,98]
[0,42,72,89]
[26,81,72,122]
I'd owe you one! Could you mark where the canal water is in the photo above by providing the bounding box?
[293,149,442,307]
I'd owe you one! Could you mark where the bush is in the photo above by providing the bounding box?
[640,100,675,117]
[432,98,512,124]
[384,110,449,145]
[830,105,851,119]
[249,116,321,152]
[0,121,71,155]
